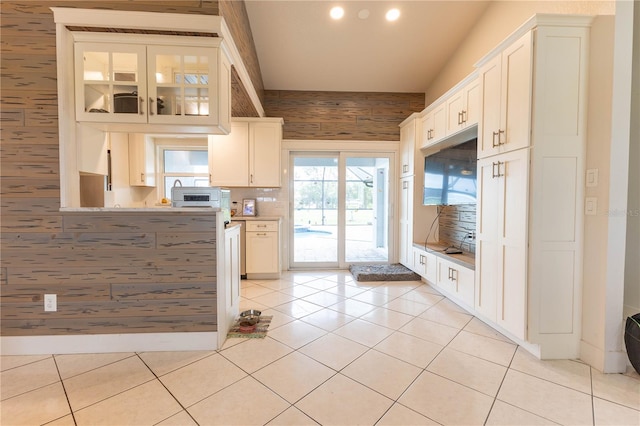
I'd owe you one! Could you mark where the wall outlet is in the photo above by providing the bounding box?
[44,294,57,312]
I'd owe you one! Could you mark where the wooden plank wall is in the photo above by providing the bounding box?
[264,90,425,141]
[220,0,265,112]
[1,1,224,337]
[1,212,218,336]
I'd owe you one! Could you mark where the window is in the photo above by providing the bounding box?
[157,142,208,199]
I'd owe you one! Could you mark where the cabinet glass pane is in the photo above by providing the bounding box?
[156,87,179,116]
[113,85,140,114]
[112,52,138,82]
[155,54,181,84]
[84,84,110,113]
[183,87,209,116]
[83,51,109,80]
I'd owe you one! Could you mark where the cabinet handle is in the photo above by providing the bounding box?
[402,180,409,189]
[250,174,254,184]
[458,111,463,125]
[209,173,212,184]
[140,173,144,182]
[257,232,267,236]
[403,164,409,173]
[448,267,458,281]
[498,129,505,145]
[138,96,144,115]
[492,131,499,147]
[420,255,426,265]
[429,129,434,140]
[492,161,504,178]
[148,97,154,116]
[461,110,467,124]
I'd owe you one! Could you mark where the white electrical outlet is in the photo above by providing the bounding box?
[44,294,57,312]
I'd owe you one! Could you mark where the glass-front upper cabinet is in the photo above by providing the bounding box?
[147,46,218,125]
[73,38,230,132]
[75,43,147,122]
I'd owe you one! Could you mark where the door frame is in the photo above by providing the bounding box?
[283,140,398,270]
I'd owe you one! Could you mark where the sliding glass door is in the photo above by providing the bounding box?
[291,153,392,269]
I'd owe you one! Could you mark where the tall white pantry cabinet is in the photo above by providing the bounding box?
[475,15,592,358]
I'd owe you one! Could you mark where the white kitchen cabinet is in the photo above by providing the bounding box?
[399,177,413,267]
[436,257,474,308]
[420,102,446,149]
[73,36,231,134]
[218,221,241,348]
[208,118,283,187]
[445,76,481,135]
[474,16,591,357]
[475,149,528,339]
[413,247,437,284]
[76,124,108,175]
[477,31,532,159]
[246,220,281,278]
[128,133,156,187]
[399,115,419,177]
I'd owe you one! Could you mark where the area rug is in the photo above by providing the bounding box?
[227,316,272,339]
[349,264,421,282]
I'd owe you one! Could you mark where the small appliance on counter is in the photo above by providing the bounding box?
[171,186,230,222]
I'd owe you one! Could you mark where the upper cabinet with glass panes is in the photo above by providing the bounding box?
[73,34,231,134]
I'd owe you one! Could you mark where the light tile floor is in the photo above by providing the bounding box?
[2,270,639,425]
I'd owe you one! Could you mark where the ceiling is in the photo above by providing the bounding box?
[244,1,491,93]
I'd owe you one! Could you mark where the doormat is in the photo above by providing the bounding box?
[349,264,421,282]
[227,316,272,339]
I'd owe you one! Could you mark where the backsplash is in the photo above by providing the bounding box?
[438,204,477,254]
[229,187,287,217]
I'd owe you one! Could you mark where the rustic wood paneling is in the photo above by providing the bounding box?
[231,66,260,117]
[264,90,425,141]
[1,1,224,339]
[219,0,265,108]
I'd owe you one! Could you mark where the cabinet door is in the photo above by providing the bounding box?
[128,133,155,187]
[246,231,279,274]
[399,177,413,267]
[499,31,532,155]
[475,157,500,320]
[464,77,481,127]
[478,54,502,158]
[446,88,465,135]
[412,248,426,277]
[75,42,147,123]
[147,45,219,126]
[420,112,435,148]
[400,120,416,177]
[496,148,528,339]
[431,103,447,142]
[249,121,281,187]
[476,149,528,338]
[424,252,437,284]
[208,122,249,186]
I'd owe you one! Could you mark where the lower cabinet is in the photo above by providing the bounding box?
[412,247,437,284]
[245,220,280,278]
[435,258,474,308]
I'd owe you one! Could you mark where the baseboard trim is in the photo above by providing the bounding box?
[0,332,218,355]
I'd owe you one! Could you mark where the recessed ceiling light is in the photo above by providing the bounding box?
[386,8,400,22]
[330,6,344,20]
[358,9,370,20]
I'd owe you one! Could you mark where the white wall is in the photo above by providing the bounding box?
[425,1,615,104]
[623,0,640,320]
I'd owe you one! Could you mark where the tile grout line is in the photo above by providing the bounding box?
[134,352,201,426]
[52,355,78,426]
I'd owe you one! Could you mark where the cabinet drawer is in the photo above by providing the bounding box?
[246,221,278,232]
